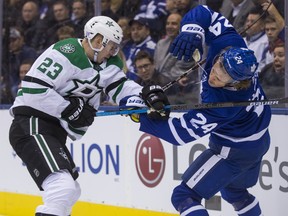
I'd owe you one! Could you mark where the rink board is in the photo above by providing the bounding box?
[0,109,287,216]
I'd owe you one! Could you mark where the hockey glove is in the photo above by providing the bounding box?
[141,85,170,120]
[119,95,146,123]
[61,97,96,128]
[169,23,204,62]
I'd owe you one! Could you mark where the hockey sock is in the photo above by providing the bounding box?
[234,195,262,216]
[178,198,209,216]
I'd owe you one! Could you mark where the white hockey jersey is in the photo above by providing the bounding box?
[10,38,142,140]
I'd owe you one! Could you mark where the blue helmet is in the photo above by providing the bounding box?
[221,47,258,81]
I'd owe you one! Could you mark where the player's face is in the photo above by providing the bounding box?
[97,40,120,63]
[209,58,234,87]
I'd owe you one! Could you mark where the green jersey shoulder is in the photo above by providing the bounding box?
[53,38,91,70]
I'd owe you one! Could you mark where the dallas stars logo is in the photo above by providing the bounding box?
[106,21,114,27]
[60,44,75,53]
[66,75,103,98]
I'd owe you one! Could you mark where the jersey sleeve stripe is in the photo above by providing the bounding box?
[23,76,53,88]
[168,118,186,145]
[212,127,268,143]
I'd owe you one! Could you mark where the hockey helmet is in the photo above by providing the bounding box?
[84,16,123,46]
[221,47,258,81]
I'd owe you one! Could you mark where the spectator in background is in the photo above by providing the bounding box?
[101,0,119,21]
[117,0,142,20]
[134,50,165,86]
[243,6,269,72]
[220,0,256,33]
[259,42,285,100]
[262,1,285,65]
[38,0,55,21]
[166,0,178,14]
[56,26,76,40]
[111,0,124,16]
[206,0,223,12]
[134,0,168,41]
[47,0,75,45]
[32,0,75,54]
[16,1,40,47]
[3,0,23,26]
[29,0,55,52]
[72,0,91,38]
[176,0,198,16]
[18,59,34,82]
[154,12,199,103]
[117,16,132,49]
[8,27,38,98]
[117,16,132,74]
[0,67,14,104]
[16,58,34,92]
[263,16,283,66]
[124,17,156,81]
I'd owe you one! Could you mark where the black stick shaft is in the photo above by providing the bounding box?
[96,97,288,117]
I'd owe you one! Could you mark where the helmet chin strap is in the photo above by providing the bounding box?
[88,39,104,62]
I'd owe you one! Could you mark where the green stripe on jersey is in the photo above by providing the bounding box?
[68,125,86,136]
[53,38,91,70]
[17,89,23,96]
[107,55,123,69]
[22,87,48,94]
[112,81,125,102]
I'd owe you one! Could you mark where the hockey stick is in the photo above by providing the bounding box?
[96,97,288,117]
[162,58,206,91]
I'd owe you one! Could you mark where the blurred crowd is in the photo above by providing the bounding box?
[0,0,286,106]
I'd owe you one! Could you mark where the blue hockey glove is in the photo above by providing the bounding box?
[141,85,170,120]
[119,95,146,123]
[170,24,204,62]
[61,97,96,128]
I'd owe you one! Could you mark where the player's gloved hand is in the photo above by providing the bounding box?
[61,97,96,128]
[169,23,204,62]
[119,95,146,123]
[141,85,170,120]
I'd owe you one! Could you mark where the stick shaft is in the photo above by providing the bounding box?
[162,59,206,91]
[96,97,288,117]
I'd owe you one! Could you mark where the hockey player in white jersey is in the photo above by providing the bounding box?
[123,4,272,216]
[9,16,170,216]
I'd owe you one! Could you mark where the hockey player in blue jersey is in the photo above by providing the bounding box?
[121,4,272,216]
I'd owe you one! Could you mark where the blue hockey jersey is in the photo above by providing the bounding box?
[139,5,271,148]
